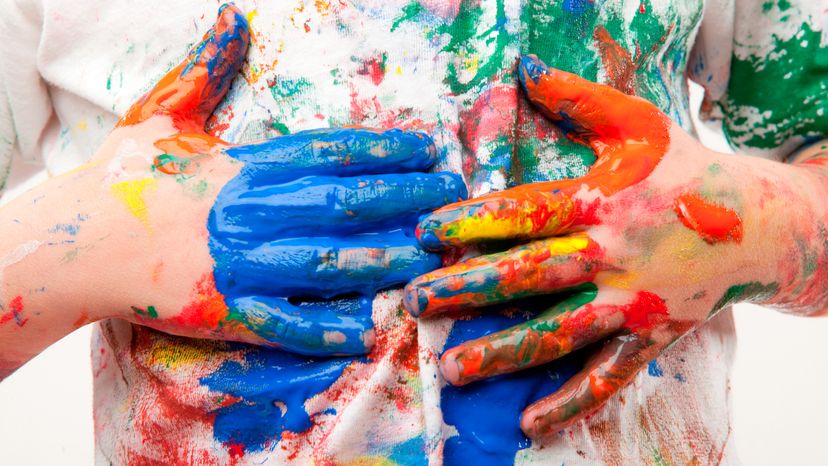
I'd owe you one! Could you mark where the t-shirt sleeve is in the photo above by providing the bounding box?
[0,0,52,197]
[691,0,828,160]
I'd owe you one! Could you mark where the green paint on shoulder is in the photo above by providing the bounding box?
[723,20,828,150]
[391,1,425,32]
[711,282,779,315]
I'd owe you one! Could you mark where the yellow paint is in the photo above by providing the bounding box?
[110,178,157,232]
[601,270,639,290]
[77,119,88,131]
[246,8,258,23]
[396,65,403,75]
[447,197,574,243]
[148,340,213,370]
[544,234,590,255]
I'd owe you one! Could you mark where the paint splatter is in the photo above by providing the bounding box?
[0,296,28,327]
[674,193,743,244]
[110,178,157,231]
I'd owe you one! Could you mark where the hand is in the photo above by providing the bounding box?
[403,55,828,439]
[0,5,465,377]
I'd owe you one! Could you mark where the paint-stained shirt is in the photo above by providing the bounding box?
[1,0,826,464]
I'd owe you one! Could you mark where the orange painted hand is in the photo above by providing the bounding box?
[403,55,828,440]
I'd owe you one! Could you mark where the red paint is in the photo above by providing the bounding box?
[171,273,230,331]
[593,26,636,95]
[621,291,669,331]
[639,2,646,13]
[0,295,27,327]
[357,54,387,85]
[674,193,743,244]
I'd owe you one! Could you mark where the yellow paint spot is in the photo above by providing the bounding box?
[148,340,213,370]
[602,270,639,290]
[396,65,403,75]
[110,178,157,232]
[77,119,88,130]
[246,8,258,23]
[545,234,590,255]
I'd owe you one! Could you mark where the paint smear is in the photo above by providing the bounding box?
[674,193,743,244]
[110,178,157,232]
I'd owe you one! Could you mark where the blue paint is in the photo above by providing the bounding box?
[441,308,583,466]
[223,128,437,183]
[647,359,663,377]
[209,127,466,355]
[674,372,686,383]
[200,344,357,453]
[201,127,466,455]
[388,435,428,466]
[48,213,88,236]
[211,172,463,240]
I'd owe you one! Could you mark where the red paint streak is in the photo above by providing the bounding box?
[674,193,743,244]
[621,291,669,331]
[593,26,636,95]
[171,273,230,330]
[0,295,27,327]
[639,2,646,13]
[357,54,387,85]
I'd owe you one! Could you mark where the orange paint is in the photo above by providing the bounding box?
[674,193,743,244]
[171,273,229,329]
[522,64,671,197]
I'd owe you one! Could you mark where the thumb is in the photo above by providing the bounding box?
[118,4,249,131]
[518,54,669,157]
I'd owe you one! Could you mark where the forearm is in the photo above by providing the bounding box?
[751,140,828,315]
[0,169,110,379]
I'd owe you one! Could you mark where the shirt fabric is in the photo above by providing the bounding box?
[1,0,825,464]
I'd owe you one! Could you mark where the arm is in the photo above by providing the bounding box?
[404,55,828,439]
[0,5,465,380]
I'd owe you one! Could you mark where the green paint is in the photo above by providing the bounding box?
[391,1,425,32]
[270,120,291,135]
[711,282,779,315]
[439,0,512,95]
[152,153,191,173]
[132,305,159,319]
[269,77,312,100]
[707,163,722,175]
[722,22,828,149]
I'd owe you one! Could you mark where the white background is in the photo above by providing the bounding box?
[2,85,828,465]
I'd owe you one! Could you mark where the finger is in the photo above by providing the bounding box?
[213,231,442,298]
[519,330,671,439]
[518,54,669,153]
[119,5,250,130]
[403,234,602,317]
[223,128,438,181]
[212,172,466,240]
[415,180,583,250]
[438,289,637,386]
[227,295,374,356]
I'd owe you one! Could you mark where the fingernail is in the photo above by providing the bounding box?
[439,355,463,385]
[415,223,443,251]
[362,328,376,350]
[519,54,547,85]
[403,285,429,317]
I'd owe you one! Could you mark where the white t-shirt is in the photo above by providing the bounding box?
[2,0,824,464]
